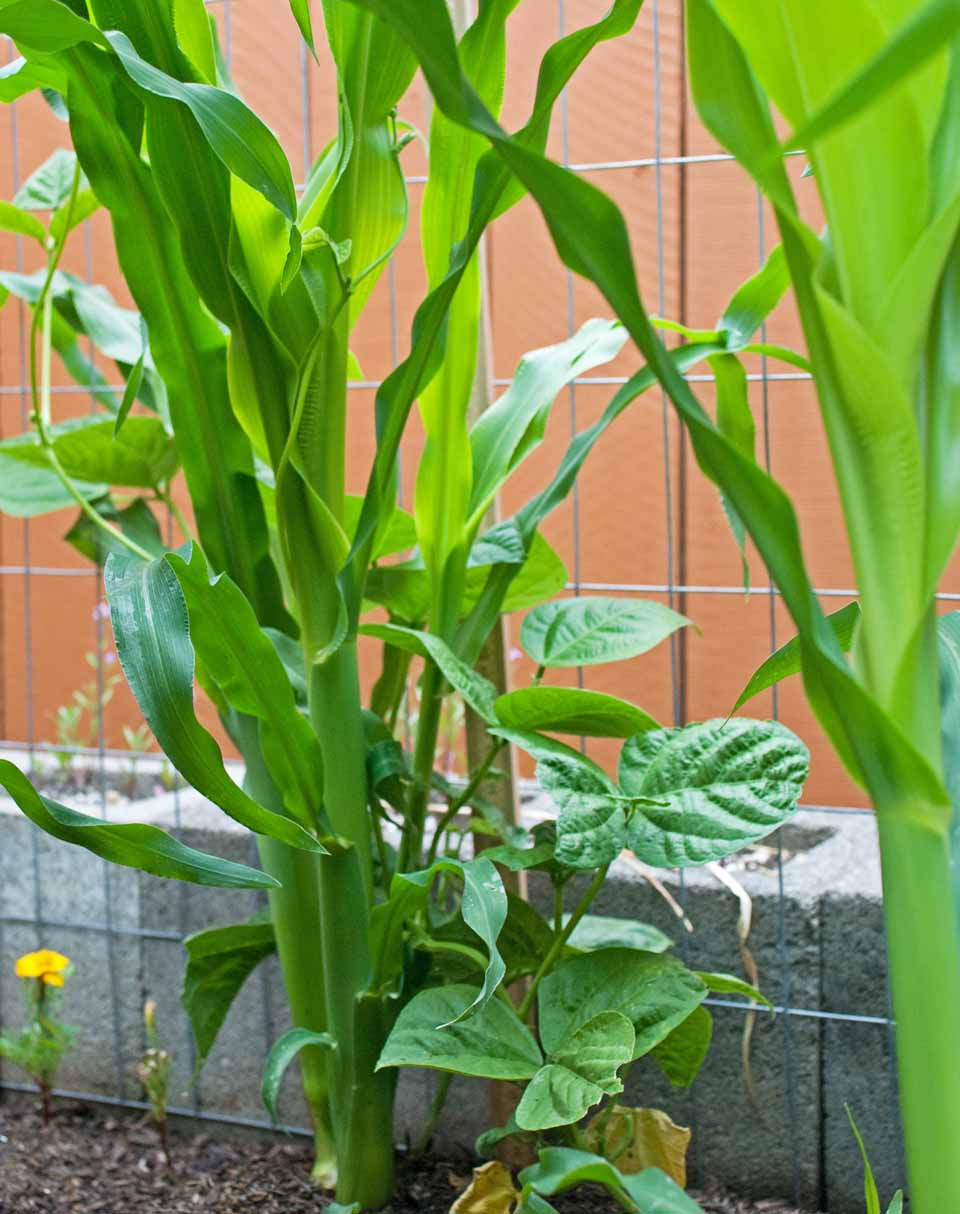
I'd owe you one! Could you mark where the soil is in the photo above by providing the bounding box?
[0,1099,811,1214]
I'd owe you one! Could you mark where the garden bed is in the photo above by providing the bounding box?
[0,1099,809,1214]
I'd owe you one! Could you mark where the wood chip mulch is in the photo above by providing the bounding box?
[0,1098,810,1213]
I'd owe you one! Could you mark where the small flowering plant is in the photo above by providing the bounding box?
[136,998,172,1163]
[0,950,75,1123]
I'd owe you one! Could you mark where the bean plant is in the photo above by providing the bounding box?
[331,0,960,1209]
[0,2,810,1209]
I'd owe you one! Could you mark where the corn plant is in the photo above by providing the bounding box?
[342,1,960,1209]
[0,2,810,1208]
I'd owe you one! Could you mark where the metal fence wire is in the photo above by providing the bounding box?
[0,3,909,1209]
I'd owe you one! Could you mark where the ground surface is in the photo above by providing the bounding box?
[0,1100,813,1213]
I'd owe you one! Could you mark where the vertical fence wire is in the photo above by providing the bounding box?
[0,5,902,1204]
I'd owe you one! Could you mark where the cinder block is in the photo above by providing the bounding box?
[1,790,906,1213]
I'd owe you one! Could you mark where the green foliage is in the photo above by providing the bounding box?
[520,596,691,669]
[0,1,811,1203]
[0,951,76,1112]
[517,1147,704,1213]
[182,917,277,1066]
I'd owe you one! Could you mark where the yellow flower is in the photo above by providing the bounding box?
[15,949,71,987]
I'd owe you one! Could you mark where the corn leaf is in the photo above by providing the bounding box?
[0,759,279,889]
[105,550,324,852]
[167,544,326,834]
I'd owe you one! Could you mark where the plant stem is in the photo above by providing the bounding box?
[239,720,337,1187]
[309,641,394,1208]
[518,865,609,1020]
[413,1071,452,1155]
[403,657,446,870]
[30,163,152,564]
[553,883,564,935]
[426,738,505,866]
[875,807,960,1214]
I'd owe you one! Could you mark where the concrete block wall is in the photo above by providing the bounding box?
[0,791,903,1213]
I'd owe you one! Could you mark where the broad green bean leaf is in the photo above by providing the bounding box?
[167,545,326,832]
[733,602,861,712]
[262,1028,335,1123]
[182,916,276,1065]
[361,623,498,723]
[468,319,628,526]
[494,686,659,739]
[566,914,671,955]
[476,1112,522,1159]
[695,971,772,1009]
[0,416,177,489]
[516,1012,634,1132]
[494,729,626,868]
[538,949,707,1062]
[377,984,542,1079]
[70,281,147,367]
[0,759,278,889]
[104,31,297,221]
[431,893,555,985]
[619,719,808,868]
[497,895,556,980]
[538,755,627,870]
[717,244,789,349]
[392,856,507,1021]
[13,147,86,210]
[649,1004,713,1088]
[0,200,45,242]
[519,1147,704,1214]
[65,496,164,565]
[521,596,691,668]
[0,453,105,517]
[105,551,323,853]
[471,530,568,614]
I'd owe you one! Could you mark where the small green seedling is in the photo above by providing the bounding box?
[136,998,172,1164]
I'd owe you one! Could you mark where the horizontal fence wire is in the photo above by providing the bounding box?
[0,5,902,1206]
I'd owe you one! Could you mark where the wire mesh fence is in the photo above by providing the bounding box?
[0,2,911,1208]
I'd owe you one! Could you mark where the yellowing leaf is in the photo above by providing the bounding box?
[450,1161,519,1214]
[586,1104,691,1188]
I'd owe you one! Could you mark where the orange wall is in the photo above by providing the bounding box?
[0,1,917,809]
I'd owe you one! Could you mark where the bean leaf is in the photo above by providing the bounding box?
[521,596,691,668]
[619,719,809,867]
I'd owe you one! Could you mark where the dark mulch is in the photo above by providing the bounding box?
[0,1099,809,1213]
